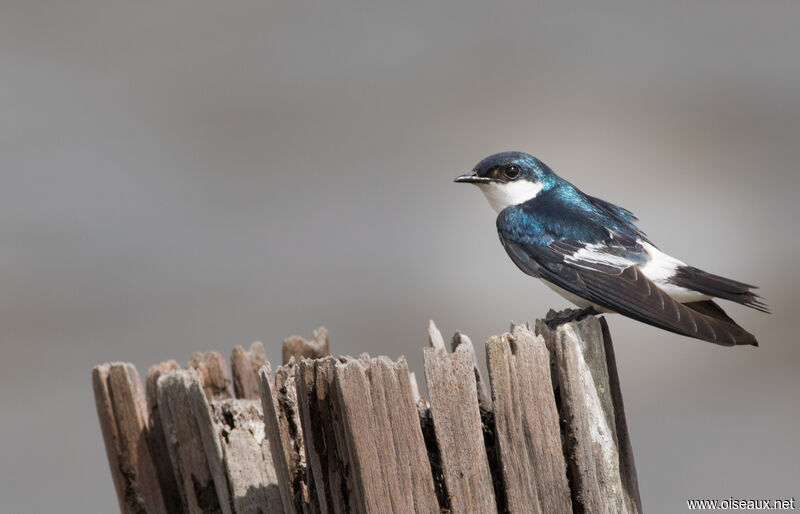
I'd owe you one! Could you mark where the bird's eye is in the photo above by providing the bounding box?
[504,165,520,179]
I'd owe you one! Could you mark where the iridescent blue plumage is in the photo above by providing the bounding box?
[474,151,647,247]
[497,179,647,248]
[455,151,766,346]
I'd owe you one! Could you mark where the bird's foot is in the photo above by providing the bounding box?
[544,307,597,329]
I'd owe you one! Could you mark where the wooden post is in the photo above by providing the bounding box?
[157,369,226,513]
[258,360,311,514]
[92,363,168,514]
[295,357,349,514]
[231,342,268,400]
[93,315,641,513]
[154,352,237,512]
[600,318,643,513]
[191,389,282,514]
[156,362,281,514]
[283,327,330,365]
[451,330,492,411]
[485,324,573,514]
[145,361,185,514]
[332,356,440,514]
[536,314,643,514]
[423,322,497,513]
[188,351,234,400]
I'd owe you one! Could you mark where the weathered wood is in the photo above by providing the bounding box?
[190,384,282,514]
[408,371,423,408]
[92,363,168,514]
[295,357,349,514]
[600,317,643,513]
[451,331,492,411]
[258,361,310,514]
[283,327,330,365]
[146,361,186,514]
[216,400,281,513]
[94,317,641,514]
[231,342,268,399]
[423,337,497,513]
[333,356,440,514]
[146,360,181,411]
[157,369,225,513]
[188,351,234,400]
[536,315,641,514]
[427,319,446,351]
[485,326,572,514]
[187,378,236,514]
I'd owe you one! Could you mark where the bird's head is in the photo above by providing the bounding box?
[454,151,557,213]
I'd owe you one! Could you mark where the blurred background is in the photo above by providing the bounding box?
[1,1,798,512]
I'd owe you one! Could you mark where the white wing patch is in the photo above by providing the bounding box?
[639,242,682,281]
[478,181,544,213]
[564,240,710,304]
[639,242,710,303]
[564,243,637,270]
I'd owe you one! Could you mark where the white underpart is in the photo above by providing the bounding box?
[639,242,709,303]
[477,180,544,213]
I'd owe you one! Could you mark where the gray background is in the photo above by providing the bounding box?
[2,2,798,512]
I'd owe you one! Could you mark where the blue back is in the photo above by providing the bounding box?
[497,180,648,247]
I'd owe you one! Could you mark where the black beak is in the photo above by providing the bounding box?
[454,172,491,184]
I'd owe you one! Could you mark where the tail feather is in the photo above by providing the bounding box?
[670,266,770,313]
[683,300,759,346]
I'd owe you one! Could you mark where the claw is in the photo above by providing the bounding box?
[544,307,597,329]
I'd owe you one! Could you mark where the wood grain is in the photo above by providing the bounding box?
[296,357,349,514]
[146,360,185,514]
[600,317,643,513]
[333,356,439,514]
[283,327,330,365]
[93,317,642,514]
[156,369,224,513]
[451,331,492,411]
[92,362,168,514]
[231,342,268,400]
[259,360,310,514]
[485,325,572,514]
[188,351,233,401]
[191,386,282,514]
[424,337,497,513]
[536,315,641,514]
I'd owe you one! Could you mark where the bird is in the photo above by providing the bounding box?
[454,151,768,346]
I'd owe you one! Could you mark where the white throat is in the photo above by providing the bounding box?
[477,180,544,213]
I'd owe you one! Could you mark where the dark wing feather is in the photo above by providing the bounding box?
[502,239,758,346]
[683,300,737,325]
[584,194,649,242]
[670,266,769,313]
[585,194,638,222]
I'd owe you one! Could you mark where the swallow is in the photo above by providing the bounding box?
[455,151,768,346]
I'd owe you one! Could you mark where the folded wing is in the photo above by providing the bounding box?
[501,236,758,346]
